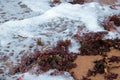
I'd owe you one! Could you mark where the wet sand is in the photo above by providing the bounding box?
[71,49,120,80]
[87,0,119,5]
[70,55,103,79]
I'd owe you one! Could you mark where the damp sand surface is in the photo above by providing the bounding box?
[87,0,119,5]
[71,49,120,80]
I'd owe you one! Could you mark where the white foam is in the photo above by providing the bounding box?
[0,1,120,80]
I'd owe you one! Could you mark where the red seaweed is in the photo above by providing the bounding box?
[15,40,77,74]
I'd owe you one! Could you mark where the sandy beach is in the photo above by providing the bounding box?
[87,0,118,5]
[71,49,120,80]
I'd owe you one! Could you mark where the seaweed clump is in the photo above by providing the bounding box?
[15,40,77,74]
[109,15,120,26]
[102,15,120,31]
[75,32,111,55]
[109,56,120,63]
[53,0,61,3]
[74,30,120,55]
[105,73,118,80]
[87,59,107,77]
[112,38,120,50]
[87,56,120,80]
[81,76,91,80]
[94,60,106,74]
[69,0,85,4]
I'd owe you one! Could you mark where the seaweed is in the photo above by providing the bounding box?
[102,15,120,31]
[105,73,118,80]
[14,30,120,80]
[109,56,120,63]
[87,56,120,80]
[69,0,85,4]
[53,0,61,3]
[75,32,112,55]
[81,76,91,80]
[15,40,77,73]
[93,59,107,74]
[87,58,107,76]
[109,15,120,26]
[103,20,116,31]
[113,38,120,50]
[74,31,120,55]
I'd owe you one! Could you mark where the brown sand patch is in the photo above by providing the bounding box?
[96,0,117,5]
[108,49,120,57]
[70,55,102,79]
[87,0,118,5]
[71,49,120,80]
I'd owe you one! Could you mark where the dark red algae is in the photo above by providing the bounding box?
[81,76,91,80]
[109,15,120,26]
[102,15,120,31]
[87,55,120,80]
[14,30,120,80]
[69,0,85,4]
[15,40,77,73]
[74,32,111,55]
[105,73,118,80]
[109,56,120,63]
